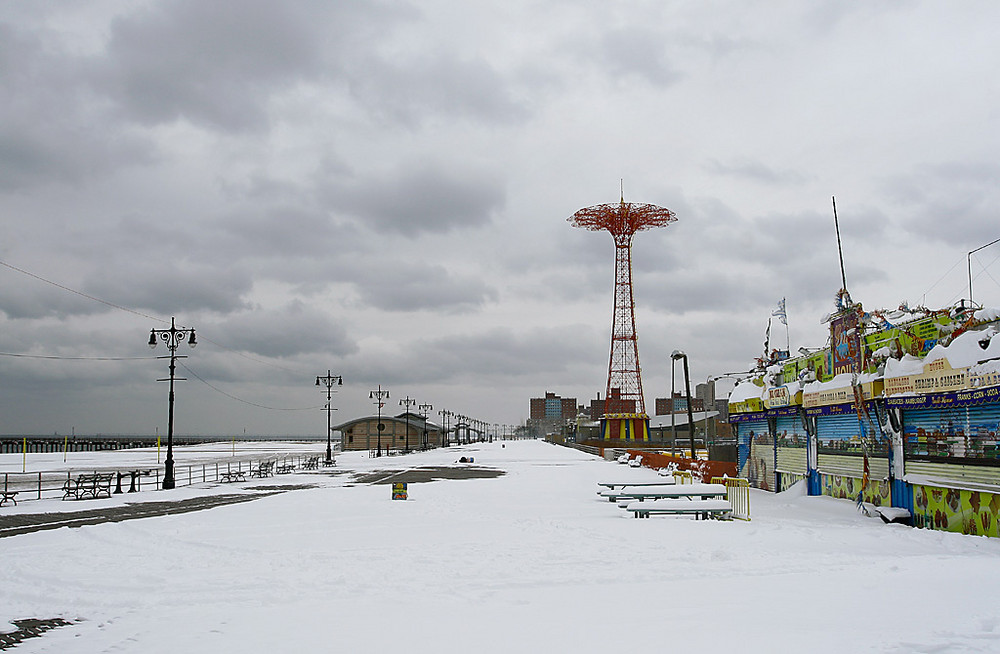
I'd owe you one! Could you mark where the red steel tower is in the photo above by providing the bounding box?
[569,195,677,440]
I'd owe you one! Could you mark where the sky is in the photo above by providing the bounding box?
[4,440,1000,652]
[2,1,1000,436]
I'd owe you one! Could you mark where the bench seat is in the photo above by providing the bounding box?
[625,499,733,519]
[597,479,676,489]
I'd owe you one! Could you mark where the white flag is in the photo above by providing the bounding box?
[772,298,787,325]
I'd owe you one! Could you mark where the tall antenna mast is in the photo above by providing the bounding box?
[832,196,848,294]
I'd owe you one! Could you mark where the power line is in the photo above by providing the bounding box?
[0,259,167,324]
[178,362,324,412]
[0,352,160,361]
[0,258,318,377]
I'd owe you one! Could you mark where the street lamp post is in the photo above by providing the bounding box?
[671,350,697,460]
[400,395,416,453]
[439,409,450,447]
[316,371,343,465]
[148,317,197,490]
[370,385,390,457]
[418,403,433,449]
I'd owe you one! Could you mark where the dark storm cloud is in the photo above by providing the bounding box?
[213,205,346,258]
[355,262,498,313]
[327,163,506,236]
[399,325,604,384]
[210,299,357,359]
[89,0,413,132]
[81,263,254,316]
[0,22,152,190]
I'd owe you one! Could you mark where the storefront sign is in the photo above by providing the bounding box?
[766,386,790,408]
[885,358,973,396]
[830,310,861,375]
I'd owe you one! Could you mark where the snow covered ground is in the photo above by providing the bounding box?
[2,439,1000,653]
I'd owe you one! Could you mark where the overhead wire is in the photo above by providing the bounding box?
[1,259,331,410]
[178,362,325,412]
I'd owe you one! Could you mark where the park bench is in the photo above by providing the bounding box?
[250,461,275,478]
[0,490,18,506]
[302,457,320,470]
[220,470,246,483]
[276,463,296,475]
[62,473,115,500]
[625,499,733,520]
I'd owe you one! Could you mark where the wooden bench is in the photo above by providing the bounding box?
[276,463,296,475]
[0,491,18,507]
[625,499,733,520]
[62,473,115,500]
[250,461,275,478]
[220,470,246,483]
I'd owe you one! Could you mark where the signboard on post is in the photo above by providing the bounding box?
[392,482,408,500]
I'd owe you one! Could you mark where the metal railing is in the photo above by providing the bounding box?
[711,476,752,521]
[1,453,322,505]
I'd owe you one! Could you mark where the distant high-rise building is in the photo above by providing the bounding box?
[529,392,578,421]
[654,393,704,415]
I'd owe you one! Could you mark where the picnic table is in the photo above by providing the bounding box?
[0,491,18,506]
[611,483,728,503]
[597,478,676,489]
[625,499,733,520]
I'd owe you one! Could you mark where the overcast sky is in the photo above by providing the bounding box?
[2,1,1000,436]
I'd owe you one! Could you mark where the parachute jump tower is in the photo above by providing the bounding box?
[569,195,677,441]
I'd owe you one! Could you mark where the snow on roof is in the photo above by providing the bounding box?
[729,380,764,403]
[883,327,1000,379]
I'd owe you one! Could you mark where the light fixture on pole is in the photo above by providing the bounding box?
[148,317,197,490]
[370,385,390,457]
[316,370,343,465]
[439,409,451,447]
[400,395,416,453]
[418,403,433,449]
[671,350,697,461]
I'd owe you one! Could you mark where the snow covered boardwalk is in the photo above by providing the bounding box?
[2,439,1000,652]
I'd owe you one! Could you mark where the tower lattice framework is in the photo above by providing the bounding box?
[569,198,677,420]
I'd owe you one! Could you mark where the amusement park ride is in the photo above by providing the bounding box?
[569,191,677,441]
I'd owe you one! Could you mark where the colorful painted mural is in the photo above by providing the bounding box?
[912,485,1000,537]
[821,474,890,506]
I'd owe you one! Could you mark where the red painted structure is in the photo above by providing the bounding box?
[569,196,676,439]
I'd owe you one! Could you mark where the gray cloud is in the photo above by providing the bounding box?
[355,262,498,313]
[3,2,1000,434]
[704,158,809,186]
[209,299,357,359]
[347,53,531,127]
[326,162,506,236]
